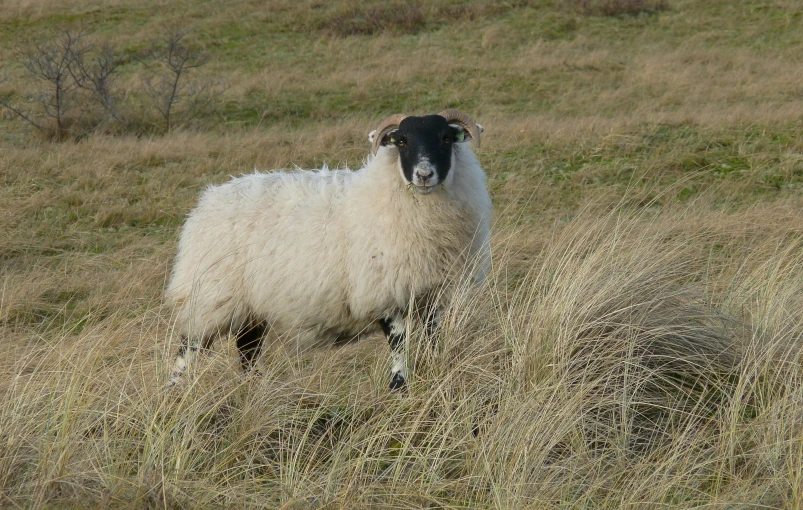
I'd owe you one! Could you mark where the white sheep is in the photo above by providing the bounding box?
[165,109,491,390]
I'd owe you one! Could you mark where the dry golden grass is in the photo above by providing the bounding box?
[2,201,803,507]
[2,0,803,507]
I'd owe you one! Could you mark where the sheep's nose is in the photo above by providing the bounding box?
[415,168,433,180]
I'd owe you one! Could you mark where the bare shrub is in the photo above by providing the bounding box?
[139,26,225,133]
[1,25,226,138]
[0,28,87,141]
[69,40,128,129]
[566,0,669,16]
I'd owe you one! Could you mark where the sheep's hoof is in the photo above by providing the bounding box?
[165,376,183,390]
[389,373,406,391]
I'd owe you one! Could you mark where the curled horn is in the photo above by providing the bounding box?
[438,109,481,148]
[371,113,408,155]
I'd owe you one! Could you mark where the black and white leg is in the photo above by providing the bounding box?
[169,335,204,387]
[424,307,442,338]
[235,321,266,372]
[379,313,408,391]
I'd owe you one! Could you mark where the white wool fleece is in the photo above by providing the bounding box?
[165,142,491,348]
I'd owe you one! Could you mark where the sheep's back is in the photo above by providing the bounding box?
[166,169,358,335]
[228,170,361,335]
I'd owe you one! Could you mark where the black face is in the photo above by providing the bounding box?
[382,115,465,194]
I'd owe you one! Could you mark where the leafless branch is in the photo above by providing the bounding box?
[69,40,127,126]
[0,83,48,132]
[1,25,225,139]
[140,26,211,132]
[14,28,88,140]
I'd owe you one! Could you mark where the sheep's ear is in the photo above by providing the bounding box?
[380,129,399,146]
[368,129,399,146]
[450,124,473,143]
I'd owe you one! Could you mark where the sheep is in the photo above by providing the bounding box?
[165,109,491,390]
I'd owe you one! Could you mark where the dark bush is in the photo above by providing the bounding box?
[70,41,128,129]
[0,25,225,140]
[566,0,669,16]
[0,29,87,141]
[138,26,224,133]
[325,3,426,37]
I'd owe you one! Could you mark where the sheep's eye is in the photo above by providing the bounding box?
[442,135,452,144]
[397,138,406,147]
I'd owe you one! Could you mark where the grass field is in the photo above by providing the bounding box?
[1,0,803,507]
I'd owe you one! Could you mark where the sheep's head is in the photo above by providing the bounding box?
[368,110,483,195]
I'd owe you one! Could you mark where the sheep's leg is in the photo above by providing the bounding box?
[169,335,205,387]
[379,314,407,391]
[416,294,441,347]
[424,307,441,338]
[235,321,266,372]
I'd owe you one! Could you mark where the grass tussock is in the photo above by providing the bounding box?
[2,203,803,507]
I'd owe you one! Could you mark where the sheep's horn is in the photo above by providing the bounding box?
[438,109,481,148]
[372,113,408,155]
